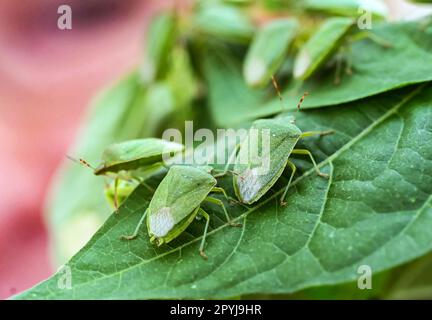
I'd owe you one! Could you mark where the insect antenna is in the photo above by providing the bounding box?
[66,155,95,170]
[296,91,309,113]
[228,170,243,180]
[271,75,286,112]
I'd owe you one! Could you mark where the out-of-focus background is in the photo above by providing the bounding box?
[0,0,172,299]
[0,0,430,300]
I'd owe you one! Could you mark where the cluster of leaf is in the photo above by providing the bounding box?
[17,0,432,299]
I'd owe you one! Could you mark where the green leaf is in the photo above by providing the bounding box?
[244,18,298,87]
[203,45,268,127]
[214,21,432,125]
[17,84,432,299]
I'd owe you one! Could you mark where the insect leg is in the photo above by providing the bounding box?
[213,144,240,178]
[292,149,329,178]
[300,130,334,138]
[334,50,343,85]
[280,160,297,206]
[211,187,228,200]
[210,187,239,205]
[141,181,155,193]
[350,31,392,48]
[120,208,148,241]
[198,208,210,260]
[344,44,353,75]
[204,197,242,227]
[113,177,119,212]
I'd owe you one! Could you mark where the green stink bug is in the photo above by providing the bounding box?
[293,17,391,83]
[228,80,332,206]
[121,165,241,259]
[140,11,177,84]
[243,18,298,88]
[193,3,255,43]
[303,0,388,18]
[71,138,184,209]
[293,17,355,81]
[94,138,183,175]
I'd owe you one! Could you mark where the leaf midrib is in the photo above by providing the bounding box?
[35,85,425,298]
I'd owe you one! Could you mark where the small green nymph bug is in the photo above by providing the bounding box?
[71,138,184,209]
[231,79,333,206]
[293,17,355,82]
[121,165,241,259]
[293,17,391,83]
[243,17,298,88]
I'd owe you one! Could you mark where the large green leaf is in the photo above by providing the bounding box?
[18,84,432,299]
[206,21,432,126]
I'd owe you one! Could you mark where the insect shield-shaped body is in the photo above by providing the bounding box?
[234,117,300,205]
[233,115,331,206]
[293,16,390,84]
[122,165,241,259]
[293,17,354,81]
[85,138,184,209]
[243,18,298,88]
[94,138,183,176]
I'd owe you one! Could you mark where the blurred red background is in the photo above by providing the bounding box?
[0,0,169,299]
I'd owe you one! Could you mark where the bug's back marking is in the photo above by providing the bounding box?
[234,117,302,204]
[148,207,175,237]
[147,166,217,238]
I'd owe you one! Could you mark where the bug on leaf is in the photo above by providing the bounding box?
[70,138,184,210]
[121,165,241,259]
[293,17,391,84]
[221,77,333,206]
[303,0,388,18]
[243,17,298,88]
[193,3,255,43]
[140,11,177,84]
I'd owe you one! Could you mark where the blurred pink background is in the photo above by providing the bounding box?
[0,0,169,299]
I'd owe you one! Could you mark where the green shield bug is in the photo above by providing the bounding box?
[193,3,255,43]
[121,165,241,259]
[293,17,391,83]
[140,11,177,84]
[303,0,388,18]
[225,78,333,206]
[93,138,183,175]
[293,17,355,81]
[70,138,184,209]
[243,18,298,88]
